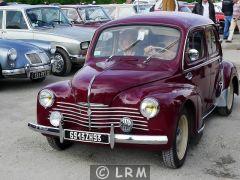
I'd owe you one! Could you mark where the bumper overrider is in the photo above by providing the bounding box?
[28,122,168,149]
[2,64,51,78]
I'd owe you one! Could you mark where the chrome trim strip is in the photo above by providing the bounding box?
[79,102,108,107]
[28,123,167,145]
[53,108,144,119]
[57,101,139,111]
[63,116,147,127]
[202,105,216,120]
[28,123,59,136]
[184,56,220,73]
[197,123,205,134]
[2,64,51,77]
[87,75,96,130]
[114,134,168,144]
[59,113,147,123]
[56,105,141,115]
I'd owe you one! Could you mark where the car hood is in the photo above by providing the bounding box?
[36,26,95,42]
[0,39,41,53]
[71,60,175,105]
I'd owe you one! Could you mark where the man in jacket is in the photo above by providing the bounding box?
[192,0,216,23]
[222,0,234,39]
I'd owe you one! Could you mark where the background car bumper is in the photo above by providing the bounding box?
[2,64,51,78]
[28,122,168,149]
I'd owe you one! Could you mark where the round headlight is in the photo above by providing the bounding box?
[140,98,159,119]
[50,45,56,54]
[8,48,17,61]
[50,111,62,127]
[39,89,55,108]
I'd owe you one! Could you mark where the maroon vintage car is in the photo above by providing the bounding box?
[28,12,239,168]
[61,5,111,28]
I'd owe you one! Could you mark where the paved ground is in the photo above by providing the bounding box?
[0,47,240,180]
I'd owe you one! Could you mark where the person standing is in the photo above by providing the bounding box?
[154,0,179,11]
[226,0,240,42]
[192,0,216,23]
[0,0,7,6]
[222,0,234,39]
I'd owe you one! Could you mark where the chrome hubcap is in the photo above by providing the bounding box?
[52,53,64,73]
[176,115,188,160]
[227,82,234,110]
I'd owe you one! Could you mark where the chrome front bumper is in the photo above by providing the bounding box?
[2,64,51,78]
[28,123,168,149]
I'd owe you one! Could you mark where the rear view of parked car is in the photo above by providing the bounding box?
[0,39,52,82]
[0,5,95,76]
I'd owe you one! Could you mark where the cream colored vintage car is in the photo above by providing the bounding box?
[0,5,95,75]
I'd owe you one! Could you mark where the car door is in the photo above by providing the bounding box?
[2,10,33,40]
[184,27,212,116]
[205,25,222,106]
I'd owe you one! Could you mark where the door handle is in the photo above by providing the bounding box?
[185,72,193,80]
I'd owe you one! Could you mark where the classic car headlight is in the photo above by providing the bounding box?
[49,45,56,54]
[8,48,17,61]
[39,89,55,108]
[140,98,159,119]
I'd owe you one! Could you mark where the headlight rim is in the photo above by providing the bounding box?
[7,48,17,61]
[140,97,160,120]
[38,89,55,108]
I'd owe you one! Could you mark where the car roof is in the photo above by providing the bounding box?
[0,4,59,10]
[61,5,103,8]
[100,4,135,7]
[103,12,214,30]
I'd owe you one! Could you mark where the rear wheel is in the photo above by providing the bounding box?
[162,109,189,168]
[46,137,73,150]
[52,48,72,76]
[217,80,234,116]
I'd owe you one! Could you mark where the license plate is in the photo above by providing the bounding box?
[30,71,49,79]
[64,130,110,144]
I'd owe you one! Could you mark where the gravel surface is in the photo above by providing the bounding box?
[0,50,240,180]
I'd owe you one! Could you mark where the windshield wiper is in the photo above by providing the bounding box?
[144,39,179,63]
[123,39,141,53]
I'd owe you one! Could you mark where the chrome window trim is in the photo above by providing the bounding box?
[181,23,218,72]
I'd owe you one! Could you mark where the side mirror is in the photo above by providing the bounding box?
[80,41,90,50]
[188,49,199,62]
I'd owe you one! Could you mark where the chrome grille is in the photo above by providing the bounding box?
[26,53,42,64]
[52,102,148,131]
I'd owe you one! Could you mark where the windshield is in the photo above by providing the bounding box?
[26,7,70,28]
[94,25,181,61]
[78,6,110,22]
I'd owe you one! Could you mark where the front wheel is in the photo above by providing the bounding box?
[46,137,73,150]
[52,48,72,76]
[217,80,234,116]
[162,109,189,168]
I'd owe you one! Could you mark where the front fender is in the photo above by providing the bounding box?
[114,82,202,149]
[222,60,239,93]
[37,80,75,127]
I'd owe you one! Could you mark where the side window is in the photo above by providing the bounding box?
[206,28,218,56]
[0,11,3,29]
[65,8,80,22]
[6,11,28,29]
[186,30,206,63]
